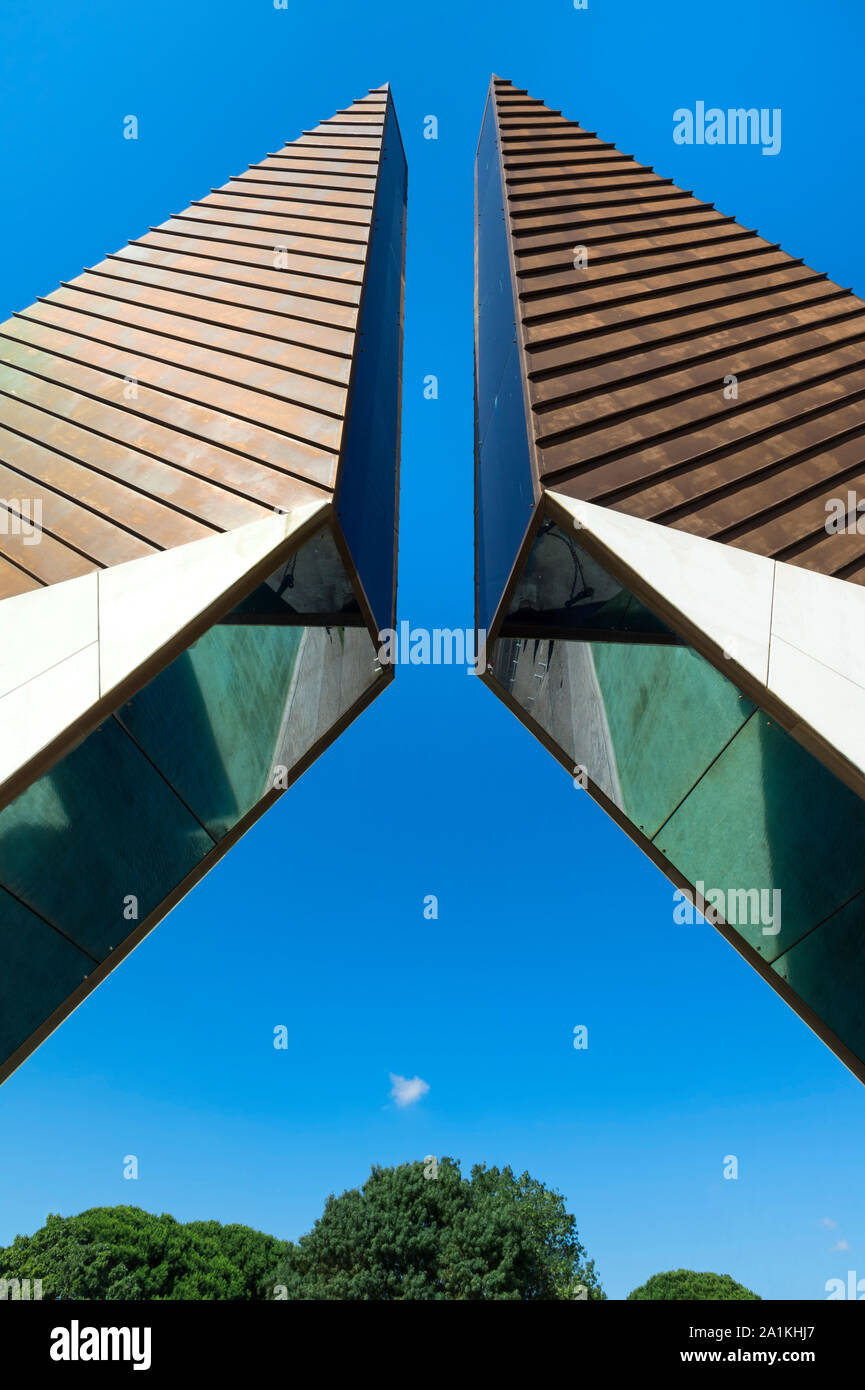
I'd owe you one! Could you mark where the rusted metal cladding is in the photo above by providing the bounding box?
[0,86,405,1087]
[0,85,405,626]
[475,76,865,1085]
[477,75,865,615]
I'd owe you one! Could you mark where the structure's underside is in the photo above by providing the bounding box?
[0,85,406,1084]
[476,77,865,1082]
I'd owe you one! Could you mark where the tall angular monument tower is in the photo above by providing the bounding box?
[475,76,865,1081]
[0,85,406,1084]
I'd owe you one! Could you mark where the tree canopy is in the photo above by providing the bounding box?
[627,1269,761,1300]
[0,1206,284,1300]
[0,1161,607,1300]
[268,1157,605,1300]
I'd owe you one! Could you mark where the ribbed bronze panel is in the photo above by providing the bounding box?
[0,89,391,598]
[490,77,865,585]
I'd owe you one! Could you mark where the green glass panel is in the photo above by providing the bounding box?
[654,713,865,958]
[0,717,214,961]
[772,891,865,1059]
[492,520,865,1069]
[226,527,360,621]
[0,886,92,1064]
[116,623,304,840]
[592,642,756,838]
[494,531,865,970]
[506,522,673,638]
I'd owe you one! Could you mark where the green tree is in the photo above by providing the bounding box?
[627,1269,761,1300]
[0,1206,286,1300]
[267,1157,605,1300]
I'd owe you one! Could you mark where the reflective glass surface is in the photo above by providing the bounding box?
[337,98,406,632]
[490,531,865,1062]
[475,96,535,633]
[0,527,382,1073]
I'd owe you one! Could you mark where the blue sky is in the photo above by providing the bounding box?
[1,0,864,1301]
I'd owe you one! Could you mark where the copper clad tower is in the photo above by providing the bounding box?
[0,85,406,1084]
[476,76,865,1081]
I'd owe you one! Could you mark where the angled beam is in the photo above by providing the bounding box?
[475,75,865,1083]
[0,85,406,1086]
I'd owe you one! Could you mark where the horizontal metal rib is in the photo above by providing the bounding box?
[490,76,865,579]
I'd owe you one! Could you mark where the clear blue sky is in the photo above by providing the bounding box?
[1,0,863,1301]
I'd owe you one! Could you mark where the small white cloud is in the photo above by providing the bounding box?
[832,1240,849,1252]
[389,1073,430,1108]
[821,1217,839,1230]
